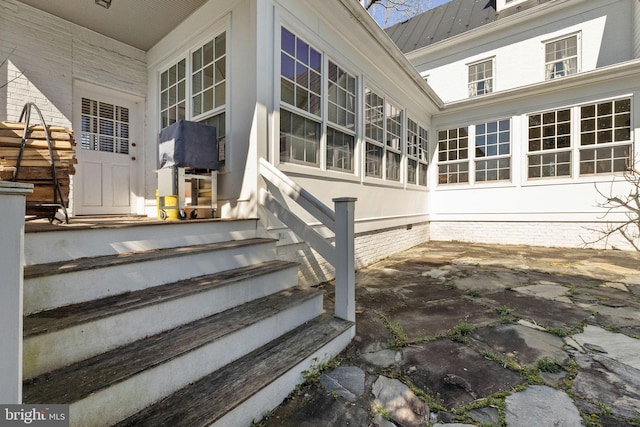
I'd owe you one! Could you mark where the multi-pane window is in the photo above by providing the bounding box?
[545,35,578,80]
[280,28,322,165]
[468,59,493,97]
[528,109,572,178]
[160,59,186,128]
[438,127,469,184]
[280,27,321,116]
[475,120,510,182]
[159,31,227,166]
[81,98,129,155]
[365,88,385,178]
[386,102,402,181]
[364,88,403,181]
[192,33,226,117]
[327,61,356,172]
[407,119,428,186]
[280,110,320,165]
[580,98,632,174]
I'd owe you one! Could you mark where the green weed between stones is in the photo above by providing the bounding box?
[448,319,476,343]
[451,393,508,427]
[535,356,562,373]
[465,289,481,298]
[378,313,408,350]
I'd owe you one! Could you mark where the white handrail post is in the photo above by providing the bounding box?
[333,197,357,322]
[0,181,33,403]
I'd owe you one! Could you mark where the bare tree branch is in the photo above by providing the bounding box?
[582,168,640,250]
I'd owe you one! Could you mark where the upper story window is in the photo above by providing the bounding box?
[159,31,227,164]
[496,0,529,11]
[545,34,579,80]
[579,98,632,175]
[407,119,428,186]
[468,59,493,97]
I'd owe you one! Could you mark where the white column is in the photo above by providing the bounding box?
[333,197,357,322]
[0,181,32,403]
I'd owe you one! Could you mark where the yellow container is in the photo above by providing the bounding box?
[156,189,179,220]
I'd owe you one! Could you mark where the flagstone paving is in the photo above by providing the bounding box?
[256,241,640,426]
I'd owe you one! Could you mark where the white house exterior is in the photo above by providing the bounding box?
[387,0,640,249]
[1,0,439,286]
[3,0,640,422]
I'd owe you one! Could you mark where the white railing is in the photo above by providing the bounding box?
[0,181,33,403]
[258,158,356,322]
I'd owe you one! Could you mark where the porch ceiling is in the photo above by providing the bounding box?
[16,0,209,51]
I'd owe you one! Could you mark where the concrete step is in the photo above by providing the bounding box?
[23,260,300,379]
[115,314,355,427]
[24,218,260,265]
[23,287,324,427]
[23,237,278,314]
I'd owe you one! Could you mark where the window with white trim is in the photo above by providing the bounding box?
[407,119,428,186]
[545,34,578,80]
[365,88,384,178]
[468,59,493,97]
[327,61,356,172]
[386,102,402,181]
[159,31,227,164]
[475,119,510,182]
[438,127,469,184]
[579,98,632,175]
[364,88,403,181]
[528,109,572,178]
[437,120,511,185]
[280,27,322,166]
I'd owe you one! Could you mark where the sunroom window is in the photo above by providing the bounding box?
[438,127,469,184]
[475,120,510,182]
[365,88,403,181]
[159,31,227,165]
[527,109,572,178]
[407,119,428,186]
[327,61,356,172]
[579,98,632,175]
[280,27,322,166]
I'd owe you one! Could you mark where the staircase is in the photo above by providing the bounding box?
[21,218,354,427]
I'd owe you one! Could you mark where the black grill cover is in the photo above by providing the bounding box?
[158,120,218,170]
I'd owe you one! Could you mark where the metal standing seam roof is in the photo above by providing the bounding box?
[386,0,554,54]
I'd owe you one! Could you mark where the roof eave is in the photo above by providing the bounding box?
[336,0,445,110]
[438,58,640,114]
[405,0,582,61]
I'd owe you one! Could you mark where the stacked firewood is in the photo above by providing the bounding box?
[0,121,76,207]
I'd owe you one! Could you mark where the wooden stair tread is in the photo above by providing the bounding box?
[22,286,322,404]
[24,260,299,338]
[24,237,276,279]
[115,314,354,427]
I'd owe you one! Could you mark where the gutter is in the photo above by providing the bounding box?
[405,0,591,61]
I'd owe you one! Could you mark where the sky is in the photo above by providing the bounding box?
[369,0,453,28]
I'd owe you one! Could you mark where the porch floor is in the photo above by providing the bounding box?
[24,216,233,233]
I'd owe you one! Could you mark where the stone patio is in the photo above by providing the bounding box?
[256,241,640,426]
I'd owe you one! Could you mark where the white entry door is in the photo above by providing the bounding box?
[73,83,142,215]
